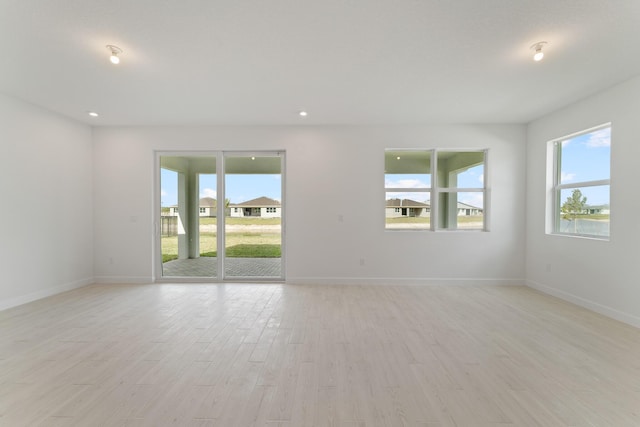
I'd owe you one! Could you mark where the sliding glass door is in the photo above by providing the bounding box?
[157,152,284,281]
[224,154,282,278]
[159,155,218,278]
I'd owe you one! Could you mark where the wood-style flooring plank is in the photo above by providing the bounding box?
[0,283,639,426]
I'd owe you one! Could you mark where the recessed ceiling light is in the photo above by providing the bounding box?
[106,45,122,64]
[299,111,308,117]
[530,41,547,62]
[88,111,99,117]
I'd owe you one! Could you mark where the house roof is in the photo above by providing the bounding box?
[457,202,482,211]
[2,1,639,126]
[386,198,430,208]
[199,197,216,207]
[230,197,281,207]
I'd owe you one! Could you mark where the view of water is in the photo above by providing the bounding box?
[559,219,609,236]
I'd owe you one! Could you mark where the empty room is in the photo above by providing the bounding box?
[1,1,640,426]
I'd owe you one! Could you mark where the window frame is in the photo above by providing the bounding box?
[433,149,488,232]
[549,123,611,240]
[385,148,489,232]
[384,149,433,231]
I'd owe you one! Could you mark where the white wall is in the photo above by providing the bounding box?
[93,124,526,285]
[0,93,93,310]
[526,75,640,327]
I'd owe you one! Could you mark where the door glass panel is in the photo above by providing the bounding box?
[198,173,217,273]
[224,155,282,278]
[159,155,217,278]
[160,167,180,271]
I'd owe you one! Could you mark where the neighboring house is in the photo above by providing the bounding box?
[162,196,482,218]
[385,199,483,218]
[457,202,483,216]
[386,198,430,218]
[162,197,218,217]
[198,197,216,217]
[585,205,610,215]
[229,196,281,218]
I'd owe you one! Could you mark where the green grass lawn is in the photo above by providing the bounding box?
[566,214,610,221]
[201,244,281,258]
[163,253,179,263]
[385,215,483,225]
[162,217,282,262]
[198,217,281,226]
[385,216,430,224]
[162,231,281,262]
[164,215,496,262]
[455,215,484,224]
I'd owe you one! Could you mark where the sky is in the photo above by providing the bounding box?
[384,164,485,207]
[161,170,281,206]
[559,126,611,206]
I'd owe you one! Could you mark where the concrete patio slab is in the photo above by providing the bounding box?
[162,257,281,278]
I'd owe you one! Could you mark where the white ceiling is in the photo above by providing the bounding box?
[1,0,639,126]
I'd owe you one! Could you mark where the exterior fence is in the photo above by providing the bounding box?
[161,216,178,236]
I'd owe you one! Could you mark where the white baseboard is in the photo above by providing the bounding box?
[287,277,525,286]
[93,276,153,284]
[0,277,94,312]
[526,280,640,329]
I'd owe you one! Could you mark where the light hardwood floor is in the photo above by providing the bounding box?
[1,283,639,426]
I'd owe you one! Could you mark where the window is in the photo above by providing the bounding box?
[385,150,431,230]
[385,149,487,231]
[199,207,206,214]
[549,124,611,238]
[435,151,485,231]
